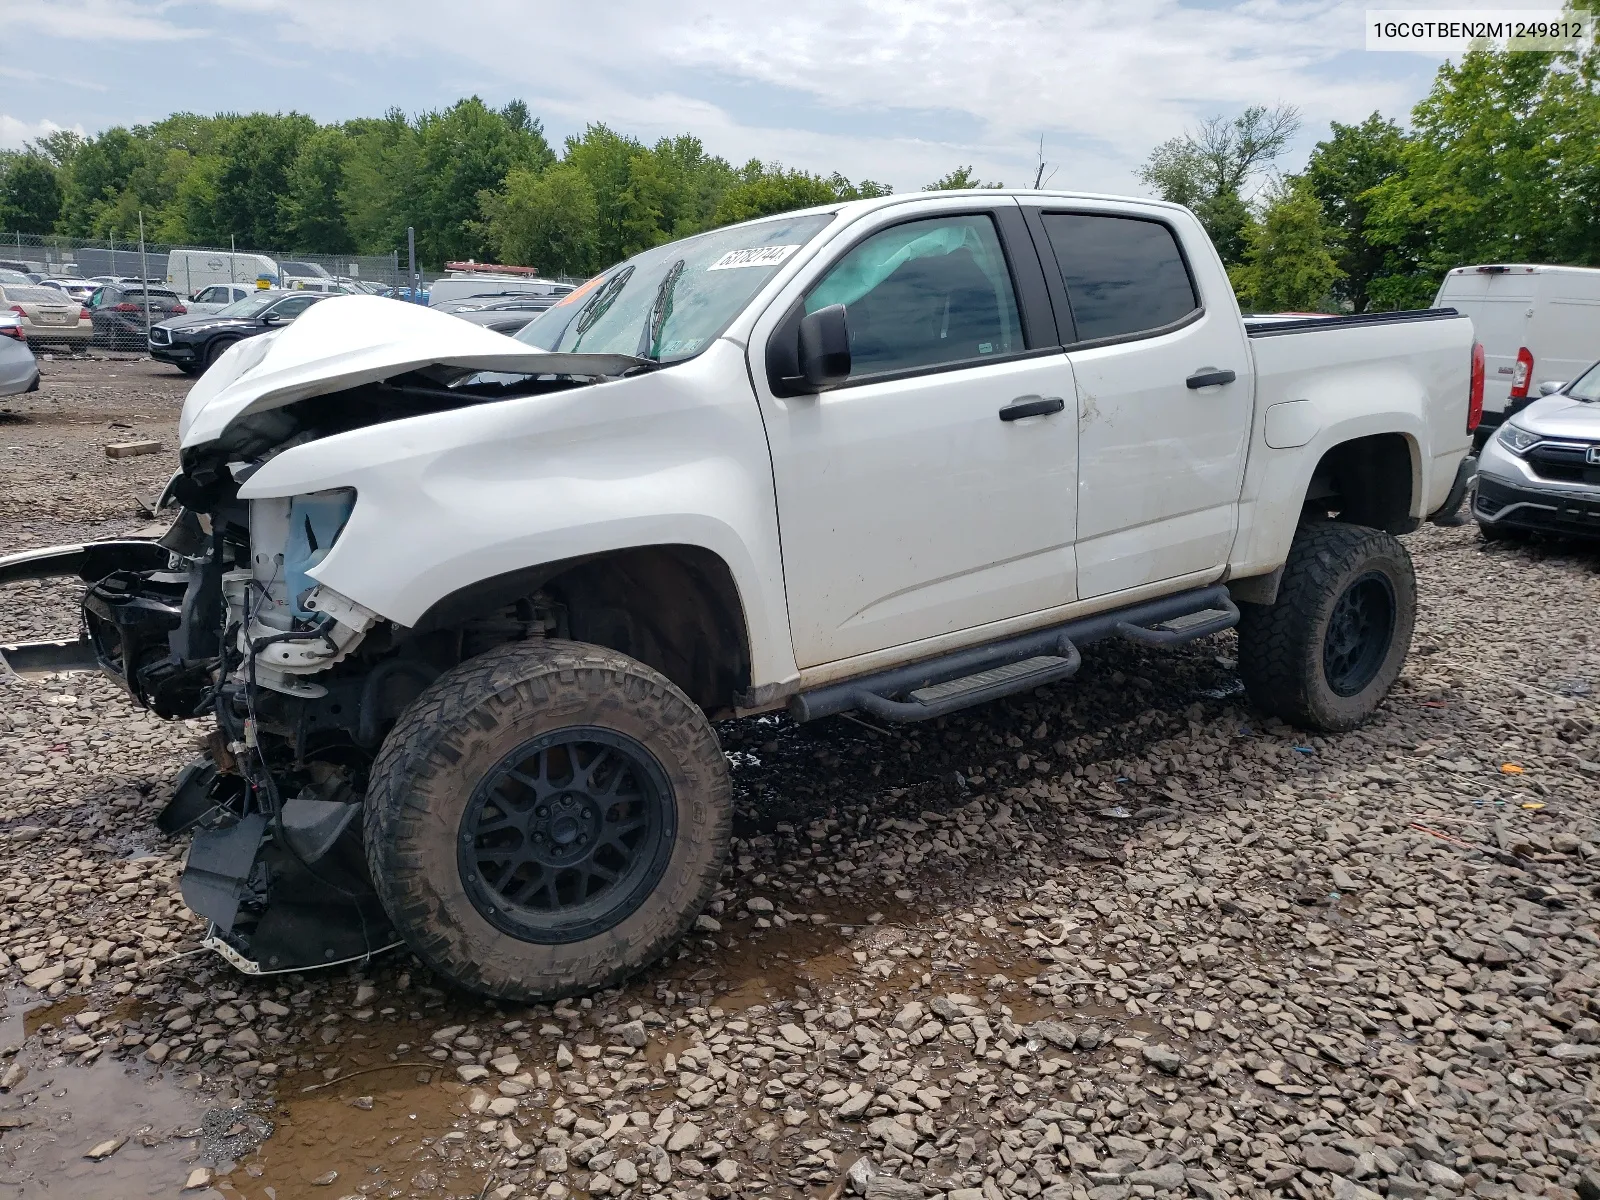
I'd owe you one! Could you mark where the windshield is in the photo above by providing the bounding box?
[516,212,835,362]
[215,294,278,318]
[1566,361,1600,403]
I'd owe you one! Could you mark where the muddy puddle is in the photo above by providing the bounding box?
[2,883,1113,1198]
[0,991,222,1199]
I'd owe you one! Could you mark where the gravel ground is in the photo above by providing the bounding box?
[1,358,1598,1200]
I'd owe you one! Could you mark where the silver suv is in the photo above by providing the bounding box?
[1476,358,1600,539]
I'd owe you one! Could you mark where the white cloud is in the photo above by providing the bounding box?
[13,0,199,41]
[196,0,1441,188]
[0,116,86,152]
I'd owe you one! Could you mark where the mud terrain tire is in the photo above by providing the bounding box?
[365,639,730,1001]
[1237,522,1415,732]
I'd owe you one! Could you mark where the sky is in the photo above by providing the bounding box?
[0,0,1542,195]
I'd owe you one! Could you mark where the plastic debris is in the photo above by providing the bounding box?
[1500,763,1525,774]
[1098,805,1133,819]
[1520,801,1545,811]
[1293,746,1315,755]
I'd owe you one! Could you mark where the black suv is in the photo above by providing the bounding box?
[148,290,325,375]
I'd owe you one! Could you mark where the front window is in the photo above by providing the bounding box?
[516,212,834,363]
[1566,361,1600,403]
[803,213,1023,378]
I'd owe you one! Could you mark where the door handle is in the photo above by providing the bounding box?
[1186,369,1236,390]
[998,395,1065,421]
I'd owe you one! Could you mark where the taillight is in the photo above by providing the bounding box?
[1510,346,1533,398]
[79,307,91,320]
[171,304,187,315]
[0,324,23,341]
[1468,342,1485,433]
[8,305,24,319]
[111,302,139,312]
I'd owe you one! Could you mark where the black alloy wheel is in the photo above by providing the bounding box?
[1321,570,1397,697]
[459,727,675,944]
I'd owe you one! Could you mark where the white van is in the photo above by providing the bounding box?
[166,249,281,299]
[1434,264,1600,442]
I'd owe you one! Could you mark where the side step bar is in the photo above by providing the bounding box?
[789,585,1239,724]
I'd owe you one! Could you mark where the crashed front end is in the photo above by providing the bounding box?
[0,296,645,975]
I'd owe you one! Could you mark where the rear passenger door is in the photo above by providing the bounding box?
[1024,203,1253,599]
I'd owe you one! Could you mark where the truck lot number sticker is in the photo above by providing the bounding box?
[707,245,800,271]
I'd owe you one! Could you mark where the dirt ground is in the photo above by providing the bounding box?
[1,356,1598,1200]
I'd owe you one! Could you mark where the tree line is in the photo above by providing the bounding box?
[1,39,1596,306]
[1144,41,1600,312]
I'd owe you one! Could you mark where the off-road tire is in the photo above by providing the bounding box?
[1237,521,1416,732]
[364,639,730,1002]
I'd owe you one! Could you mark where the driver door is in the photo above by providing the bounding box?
[749,199,1078,668]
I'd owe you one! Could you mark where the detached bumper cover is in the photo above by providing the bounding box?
[1476,473,1600,537]
[1428,454,1477,525]
[0,539,170,586]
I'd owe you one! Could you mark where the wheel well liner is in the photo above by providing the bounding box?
[1304,432,1418,534]
[409,545,751,715]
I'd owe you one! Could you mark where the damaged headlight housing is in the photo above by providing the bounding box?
[1496,423,1542,455]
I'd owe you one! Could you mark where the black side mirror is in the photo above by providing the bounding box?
[798,304,850,389]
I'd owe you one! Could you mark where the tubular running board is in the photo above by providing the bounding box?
[789,585,1239,724]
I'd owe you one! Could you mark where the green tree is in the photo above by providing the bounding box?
[57,126,145,235]
[924,166,1000,190]
[479,164,598,274]
[1138,104,1300,265]
[1363,46,1600,305]
[0,153,63,233]
[207,113,317,248]
[412,97,554,263]
[283,126,354,252]
[1229,180,1343,312]
[1303,114,1409,312]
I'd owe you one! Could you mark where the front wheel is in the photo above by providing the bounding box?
[364,640,730,1001]
[1237,522,1416,732]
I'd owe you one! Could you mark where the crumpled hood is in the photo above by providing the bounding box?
[178,295,647,450]
[1511,393,1600,441]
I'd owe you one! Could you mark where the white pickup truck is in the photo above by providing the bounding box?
[0,190,1479,998]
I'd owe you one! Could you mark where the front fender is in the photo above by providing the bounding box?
[237,339,801,690]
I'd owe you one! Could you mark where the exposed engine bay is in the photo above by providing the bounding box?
[9,364,608,974]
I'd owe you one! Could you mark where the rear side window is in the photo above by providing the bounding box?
[1040,213,1199,343]
[805,213,1023,378]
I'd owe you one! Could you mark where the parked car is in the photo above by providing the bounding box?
[89,283,187,348]
[440,294,558,336]
[0,283,91,348]
[1474,357,1600,540]
[0,191,1477,995]
[1435,264,1600,447]
[0,268,33,287]
[41,279,99,306]
[166,249,280,296]
[0,317,40,394]
[427,271,573,307]
[184,283,255,314]
[147,289,325,374]
[278,260,333,283]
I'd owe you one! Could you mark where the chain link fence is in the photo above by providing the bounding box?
[0,231,405,294]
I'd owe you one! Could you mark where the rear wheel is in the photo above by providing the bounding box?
[1237,522,1416,731]
[364,639,730,1001]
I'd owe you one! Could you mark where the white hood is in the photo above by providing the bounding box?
[178,295,647,450]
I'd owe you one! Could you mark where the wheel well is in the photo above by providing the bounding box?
[410,545,751,717]
[1303,433,1418,534]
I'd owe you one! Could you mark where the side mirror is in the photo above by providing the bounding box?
[1538,380,1566,397]
[261,313,284,325]
[798,304,851,389]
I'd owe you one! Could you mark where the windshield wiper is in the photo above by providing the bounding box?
[637,259,685,361]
